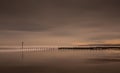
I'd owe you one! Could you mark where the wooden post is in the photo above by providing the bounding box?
[21,42,24,60]
[22,42,24,49]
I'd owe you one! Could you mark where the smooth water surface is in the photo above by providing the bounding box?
[0,47,120,73]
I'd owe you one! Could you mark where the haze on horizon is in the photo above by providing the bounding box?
[0,0,120,46]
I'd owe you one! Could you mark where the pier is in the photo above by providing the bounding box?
[58,46,120,50]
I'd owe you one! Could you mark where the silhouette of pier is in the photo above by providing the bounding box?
[19,42,56,53]
[58,46,120,50]
[20,48,56,52]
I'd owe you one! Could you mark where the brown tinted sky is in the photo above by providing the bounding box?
[0,0,120,46]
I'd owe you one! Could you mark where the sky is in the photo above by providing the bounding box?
[0,0,120,46]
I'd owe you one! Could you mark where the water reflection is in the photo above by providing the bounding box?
[0,48,120,73]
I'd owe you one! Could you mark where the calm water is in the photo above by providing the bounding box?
[0,47,120,73]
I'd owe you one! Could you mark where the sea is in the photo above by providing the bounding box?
[0,46,120,73]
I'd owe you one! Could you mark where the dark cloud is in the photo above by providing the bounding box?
[0,0,120,31]
[88,33,120,41]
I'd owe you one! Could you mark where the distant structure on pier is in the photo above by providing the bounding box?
[21,41,24,60]
[22,42,24,49]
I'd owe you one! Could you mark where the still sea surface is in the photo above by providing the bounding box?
[0,46,120,73]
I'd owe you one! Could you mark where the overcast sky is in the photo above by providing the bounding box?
[0,0,120,46]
